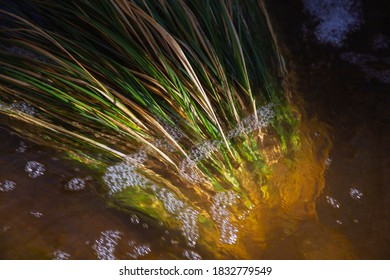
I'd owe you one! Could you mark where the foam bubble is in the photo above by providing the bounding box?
[183,250,202,260]
[371,34,390,51]
[25,161,45,178]
[178,208,199,247]
[349,188,363,200]
[157,188,185,214]
[103,162,147,193]
[15,141,27,153]
[10,101,38,116]
[210,191,240,244]
[64,177,86,191]
[326,195,341,208]
[52,250,71,260]
[0,180,16,192]
[93,230,122,260]
[303,0,363,47]
[128,242,151,259]
[341,52,390,84]
[30,211,43,218]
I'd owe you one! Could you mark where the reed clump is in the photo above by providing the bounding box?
[0,0,298,255]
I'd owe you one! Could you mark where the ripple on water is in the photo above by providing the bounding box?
[0,180,16,192]
[25,161,45,178]
[93,230,122,260]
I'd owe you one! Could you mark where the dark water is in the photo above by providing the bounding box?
[0,1,389,259]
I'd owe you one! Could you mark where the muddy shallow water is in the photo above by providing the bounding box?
[0,0,389,259]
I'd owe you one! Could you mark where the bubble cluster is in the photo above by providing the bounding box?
[25,161,45,178]
[371,34,389,51]
[178,208,199,247]
[52,250,71,260]
[103,162,147,193]
[128,241,151,259]
[15,141,27,153]
[179,104,274,183]
[130,213,140,224]
[30,211,43,218]
[183,250,202,260]
[64,177,86,191]
[5,46,51,63]
[326,195,341,209]
[157,188,199,247]
[210,191,240,244]
[303,0,363,47]
[0,180,16,192]
[157,188,185,214]
[10,101,38,116]
[340,52,390,84]
[93,230,122,260]
[349,188,363,200]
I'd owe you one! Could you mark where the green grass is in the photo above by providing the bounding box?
[0,0,297,252]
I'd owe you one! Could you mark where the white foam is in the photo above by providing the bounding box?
[210,191,240,244]
[341,52,390,84]
[0,180,16,192]
[157,188,185,214]
[183,250,202,260]
[93,230,122,260]
[64,177,86,191]
[157,187,199,247]
[303,0,363,47]
[25,161,45,178]
[10,101,38,116]
[178,208,199,247]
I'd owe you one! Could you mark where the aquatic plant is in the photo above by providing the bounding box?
[0,0,297,256]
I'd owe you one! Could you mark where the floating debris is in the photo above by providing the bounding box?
[64,177,86,191]
[25,161,45,178]
[93,230,122,260]
[0,180,16,192]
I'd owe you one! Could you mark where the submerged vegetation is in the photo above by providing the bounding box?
[0,0,298,257]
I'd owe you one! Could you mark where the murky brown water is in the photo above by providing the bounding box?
[1,1,389,259]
